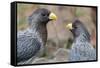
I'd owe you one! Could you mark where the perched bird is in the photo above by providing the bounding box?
[66,20,96,61]
[17,8,57,64]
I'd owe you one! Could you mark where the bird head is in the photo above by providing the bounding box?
[66,20,90,38]
[66,20,83,31]
[28,8,57,25]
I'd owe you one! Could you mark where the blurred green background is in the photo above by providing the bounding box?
[17,3,97,63]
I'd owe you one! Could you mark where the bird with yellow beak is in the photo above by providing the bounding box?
[65,20,96,61]
[17,8,57,64]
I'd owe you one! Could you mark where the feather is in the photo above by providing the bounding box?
[68,20,96,61]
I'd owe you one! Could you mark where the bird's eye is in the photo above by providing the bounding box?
[73,25,77,29]
[75,26,77,29]
[42,13,46,17]
[73,24,77,29]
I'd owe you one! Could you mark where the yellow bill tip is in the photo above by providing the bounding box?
[66,23,73,30]
[49,12,57,20]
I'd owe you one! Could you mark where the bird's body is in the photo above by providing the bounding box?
[66,20,96,61]
[17,8,57,64]
[17,28,45,63]
[69,37,96,61]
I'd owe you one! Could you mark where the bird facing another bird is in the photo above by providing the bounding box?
[17,8,96,64]
[17,8,57,64]
[66,20,96,61]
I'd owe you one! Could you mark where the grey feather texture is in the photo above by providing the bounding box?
[69,41,96,61]
[17,8,52,64]
[17,31,41,62]
[68,20,96,61]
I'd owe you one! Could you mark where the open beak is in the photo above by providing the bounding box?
[66,23,73,30]
[49,12,57,21]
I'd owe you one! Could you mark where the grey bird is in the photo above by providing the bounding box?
[66,20,96,61]
[17,8,57,64]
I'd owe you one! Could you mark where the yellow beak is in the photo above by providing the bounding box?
[49,12,57,21]
[66,23,73,30]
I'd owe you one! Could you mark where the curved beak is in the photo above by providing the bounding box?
[49,12,57,21]
[66,23,73,30]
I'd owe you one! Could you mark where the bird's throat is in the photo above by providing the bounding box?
[31,23,47,46]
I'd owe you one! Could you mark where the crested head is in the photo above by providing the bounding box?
[27,8,57,44]
[28,8,57,26]
[67,20,90,41]
[28,8,50,25]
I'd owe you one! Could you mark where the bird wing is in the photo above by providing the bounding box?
[17,33,41,62]
[69,42,96,61]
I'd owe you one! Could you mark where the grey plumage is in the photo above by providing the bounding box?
[68,20,96,61]
[17,8,56,64]
[17,33,41,62]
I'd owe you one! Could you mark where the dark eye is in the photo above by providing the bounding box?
[42,13,46,17]
[73,25,77,29]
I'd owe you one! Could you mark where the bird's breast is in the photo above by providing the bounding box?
[36,26,47,46]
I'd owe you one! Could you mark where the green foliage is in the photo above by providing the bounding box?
[17,4,40,30]
[66,38,73,49]
[75,8,84,17]
[17,17,28,30]
[18,17,26,25]
[40,50,47,57]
